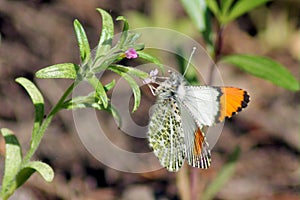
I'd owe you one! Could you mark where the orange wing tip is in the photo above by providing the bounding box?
[216,87,250,122]
[232,90,250,114]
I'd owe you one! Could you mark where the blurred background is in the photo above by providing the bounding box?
[0,0,299,199]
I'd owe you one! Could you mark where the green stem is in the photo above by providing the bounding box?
[22,83,75,164]
[1,83,76,200]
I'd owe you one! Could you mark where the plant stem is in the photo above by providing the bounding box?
[22,83,75,164]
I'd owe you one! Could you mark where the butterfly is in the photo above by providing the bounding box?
[145,69,250,172]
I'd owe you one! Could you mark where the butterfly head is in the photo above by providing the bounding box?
[144,69,186,98]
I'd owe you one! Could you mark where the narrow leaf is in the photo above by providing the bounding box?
[137,51,164,72]
[180,0,207,32]
[202,147,240,200]
[105,103,122,127]
[15,78,44,137]
[123,32,141,48]
[104,80,116,91]
[74,19,91,63]
[109,68,141,112]
[108,65,150,79]
[117,16,129,32]
[1,128,22,197]
[35,63,79,79]
[224,0,270,24]
[16,161,54,188]
[88,76,108,108]
[116,16,129,48]
[205,0,221,21]
[220,0,234,15]
[95,8,114,58]
[62,92,121,127]
[62,92,98,110]
[221,54,299,91]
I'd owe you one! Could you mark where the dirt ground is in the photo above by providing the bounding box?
[0,0,299,199]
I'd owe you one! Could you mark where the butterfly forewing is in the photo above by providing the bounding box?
[217,87,250,122]
[148,97,186,172]
[182,86,221,128]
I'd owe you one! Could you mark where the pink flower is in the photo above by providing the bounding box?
[125,48,138,59]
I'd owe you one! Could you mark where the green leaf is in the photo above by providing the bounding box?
[88,76,108,108]
[1,128,22,198]
[137,51,164,72]
[62,92,121,127]
[205,0,221,21]
[180,0,213,53]
[117,16,129,32]
[63,92,98,109]
[35,63,79,79]
[95,8,114,58]
[220,0,234,15]
[108,67,141,112]
[105,103,121,127]
[104,80,116,91]
[134,43,145,51]
[108,65,150,80]
[224,0,270,24]
[123,32,141,48]
[74,19,91,63]
[16,161,54,188]
[62,92,97,110]
[15,78,44,138]
[116,16,129,48]
[202,147,240,200]
[221,54,299,91]
[63,92,102,110]
[180,0,207,32]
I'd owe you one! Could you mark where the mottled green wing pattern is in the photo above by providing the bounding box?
[148,97,186,172]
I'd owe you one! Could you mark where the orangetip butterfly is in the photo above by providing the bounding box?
[145,69,250,172]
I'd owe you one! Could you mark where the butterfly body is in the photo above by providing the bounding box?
[147,71,249,172]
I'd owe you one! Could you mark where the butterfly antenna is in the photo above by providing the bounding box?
[182,47,196,77]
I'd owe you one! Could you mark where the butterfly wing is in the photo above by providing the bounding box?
[217,87,250,122]
[179,102,211,169]
[148,97,186,172]
[182,86,250,127]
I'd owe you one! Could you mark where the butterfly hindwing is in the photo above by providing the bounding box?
[180,102,211,169]
[148,97,186,172]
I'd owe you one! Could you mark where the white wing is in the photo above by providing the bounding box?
[181,86,221,128]
[148,97,186,172]
[179,102,211,169]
